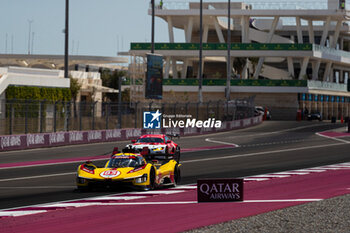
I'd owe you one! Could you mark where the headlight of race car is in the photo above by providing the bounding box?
[152,147,165,151]
[135,174,148,183]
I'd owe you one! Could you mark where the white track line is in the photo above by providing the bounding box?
[315,132,350,143]
[2,160,350,219]
[0,172,75,182]
[59,199,323,206]
[0,198,324,216]
[204,138,240,147]
[127,190,185,195]
[2,162,350,216]
[85,196,147,201]
[325,165,350,168]
[273,172,310,175]
[314,167,342,170]
[247,174,290,178]
[98,201,198,205]
[295,169,325,172]
[183,142,345,164]
[226,124,333,139]
[170,185,198,189]
[243,178,269,181]
[0,126,344,172]
[2,142,347,182]
[0,210,47,217]
[41,203,102,208]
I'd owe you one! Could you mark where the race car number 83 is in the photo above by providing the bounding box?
[100,170,121,178]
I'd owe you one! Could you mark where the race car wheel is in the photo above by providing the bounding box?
[149,167,156,190]
[172,164,181,186]
[175,147,181,163]
[165,146,169,160]
[77,185,91,192]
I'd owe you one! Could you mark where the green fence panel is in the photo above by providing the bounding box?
[162,79,307,87]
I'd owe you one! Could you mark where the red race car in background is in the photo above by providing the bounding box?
[127,134,180,162]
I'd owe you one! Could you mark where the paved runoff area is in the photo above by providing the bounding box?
[1,162,350,233]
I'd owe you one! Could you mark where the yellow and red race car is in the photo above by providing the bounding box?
[76,147,181,191]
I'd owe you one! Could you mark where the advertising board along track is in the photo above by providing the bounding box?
[0,115,262,152]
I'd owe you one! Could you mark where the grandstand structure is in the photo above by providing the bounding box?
[129,0,350,120]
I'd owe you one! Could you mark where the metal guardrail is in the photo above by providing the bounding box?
[152,1,328,26]
[131,42,313,51]
[308,80,348,92]
[159,0,327,10]
[244,0,327,10]
[0,98,255,136]
[313,44,350,60]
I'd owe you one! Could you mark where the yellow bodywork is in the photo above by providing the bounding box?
[76,152,180,190]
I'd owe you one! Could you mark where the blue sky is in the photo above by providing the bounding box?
[0,0,326,57]
[0,0,185,56]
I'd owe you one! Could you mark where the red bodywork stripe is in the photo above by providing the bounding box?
[81,164,95,174]
[127,164,147,174]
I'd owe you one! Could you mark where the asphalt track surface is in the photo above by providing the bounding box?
[0,121,349,212]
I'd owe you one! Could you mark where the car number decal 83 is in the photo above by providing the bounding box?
[100,170,121,178]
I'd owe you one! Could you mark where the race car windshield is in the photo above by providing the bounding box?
[108,158,139,168]
[137,137,164,143]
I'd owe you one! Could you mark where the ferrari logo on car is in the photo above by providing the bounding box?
[100,170,121,178]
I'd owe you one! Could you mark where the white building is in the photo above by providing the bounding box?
[0,54,128,102]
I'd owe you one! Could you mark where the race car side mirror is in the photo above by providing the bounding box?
[141,147,149,156]
[131,140,136,143]
[166,140,171,143]
[112,147,119,155]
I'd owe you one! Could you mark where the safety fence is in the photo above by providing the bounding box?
[0,97,255,136]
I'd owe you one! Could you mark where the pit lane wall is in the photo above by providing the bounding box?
[0,115,262,152]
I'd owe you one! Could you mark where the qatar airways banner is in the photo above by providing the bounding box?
[0,115,262,152]
[197,178,244,202]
